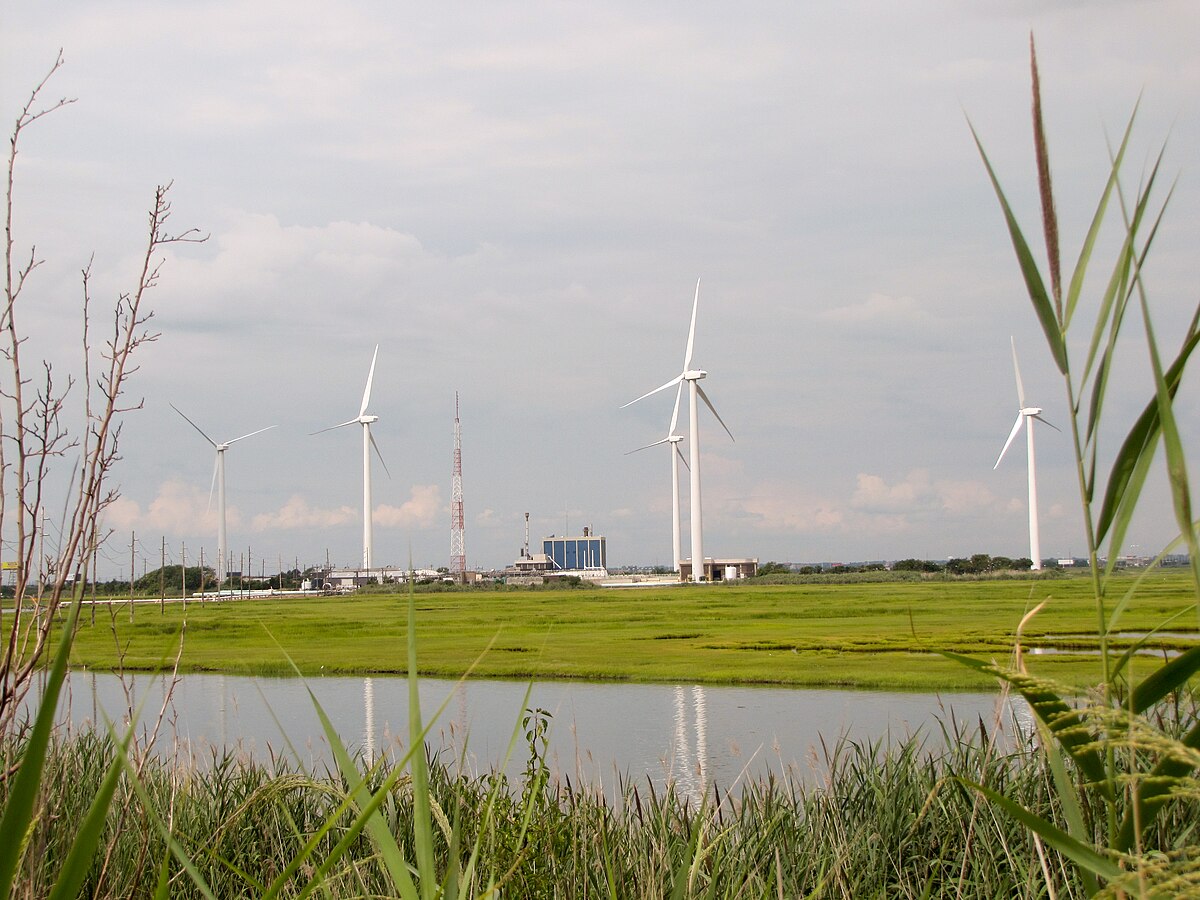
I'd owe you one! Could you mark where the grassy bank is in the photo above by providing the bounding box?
[55,570,1198,691]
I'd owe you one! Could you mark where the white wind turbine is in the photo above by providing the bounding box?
[171,405,275,587]
[993,337,1058,571]
[623,280,733,582]
[314,345,390,571]
[625,382,689,573]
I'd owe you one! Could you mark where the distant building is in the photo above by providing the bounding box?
[507,526,608,582]
[678,558,758,581]
[543,529,606,572]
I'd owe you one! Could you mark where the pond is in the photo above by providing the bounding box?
[45,671,1030,800]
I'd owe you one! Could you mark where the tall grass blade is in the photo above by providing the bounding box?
[0,594,83,900]
[1063,106,1138,332]
[940,651,1110,795]
[45,722,136,900]
[1117,718,1200,851]
[115,750,218,900]
[1130,647,1200,714]
[1094,319,1200,548]
[961,780,1123,883]
[407,579,438,899]
[1138,288,1200,595]
[308,689,420,899]
[968,121,1067,373]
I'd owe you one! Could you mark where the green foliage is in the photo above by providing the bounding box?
[133,565,215,595]
[960,37,1200,894]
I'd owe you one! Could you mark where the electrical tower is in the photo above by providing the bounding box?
[450,392,466,578]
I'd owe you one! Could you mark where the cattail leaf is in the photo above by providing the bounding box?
[969,122,1067,373]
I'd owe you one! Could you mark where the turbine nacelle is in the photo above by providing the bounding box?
[359,415,379,425]
[683,369,707,381]
[1020,406,1042,417]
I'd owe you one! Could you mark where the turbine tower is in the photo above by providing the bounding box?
[170,405,274,587]
[315,346,389,571]
[993,337,1058,571]
[622,280,732,582]
[626,383,688,572]
[450,392,466,579]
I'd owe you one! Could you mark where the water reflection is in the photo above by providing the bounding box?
[42,671,1025,802]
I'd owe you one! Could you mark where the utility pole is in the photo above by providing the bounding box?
[129,531,135,623]
[181,542,187,612]
[160,536,165,613]
[450,391,466,580]
[199,547,206,601]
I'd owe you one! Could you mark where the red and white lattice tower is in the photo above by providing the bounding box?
[449,392,466,577]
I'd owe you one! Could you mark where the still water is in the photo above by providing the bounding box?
[48,671,1028,798]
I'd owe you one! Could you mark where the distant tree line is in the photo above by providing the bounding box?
[754,554,1037,578]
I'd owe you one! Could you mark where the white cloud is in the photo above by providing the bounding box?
[374,485,443,529]
[102,480,219,534]
[819,293,933,328]
[252,496,357,531]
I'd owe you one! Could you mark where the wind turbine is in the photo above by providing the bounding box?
[993,337,1058,571]
[625,383,689,573]
[622,280,733,582]
[170,405,275,588]
[314,345,390,571]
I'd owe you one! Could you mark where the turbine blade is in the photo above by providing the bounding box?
[676,443,690,472]
[360,344,380,417]
[311,419,358,436]
[170,403,217,448]
[668,381,684,437]
[207,454,218,514]
[683,278,701,371]
[226,424,277,445]
[625,436,671,455]
[994,413,1025,469]
[1010,336,1026,408]
[620,374,683,409]
[696,384,734,442]
[1031,413,1061,433]
[369,430,391,478]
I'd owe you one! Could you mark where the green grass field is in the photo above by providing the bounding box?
[54,570,1198,691]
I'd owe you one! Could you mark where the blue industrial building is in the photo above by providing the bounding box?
[543,528,606,571]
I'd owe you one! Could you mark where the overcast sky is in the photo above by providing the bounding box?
[3,1,1198,577]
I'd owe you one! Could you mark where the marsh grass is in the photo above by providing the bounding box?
[52,572,1200,692]
[14,714,1197,899]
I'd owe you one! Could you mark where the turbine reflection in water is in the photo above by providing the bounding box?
[363,676,375,766]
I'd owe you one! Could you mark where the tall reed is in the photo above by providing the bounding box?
[957,36,1200,896]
